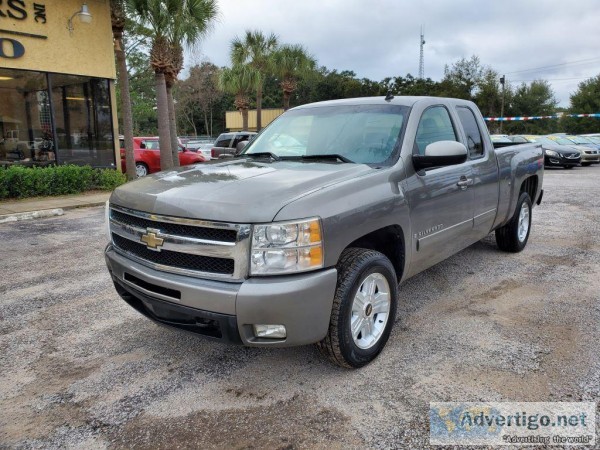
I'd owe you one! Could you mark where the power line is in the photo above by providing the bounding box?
[504,57,600,75]
[511,76,594,83]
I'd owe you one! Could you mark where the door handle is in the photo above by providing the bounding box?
[457,177,474,189]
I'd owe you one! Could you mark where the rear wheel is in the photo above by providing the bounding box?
[317,248,398,368]
[135,162,149,177]
[495,192,532,253]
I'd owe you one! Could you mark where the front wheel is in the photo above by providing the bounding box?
[495,192,532,252]
[135,162,149,177]
[317,248,398,368]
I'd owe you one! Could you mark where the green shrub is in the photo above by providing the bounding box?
[92,168,127,190]
[0,165,127,199]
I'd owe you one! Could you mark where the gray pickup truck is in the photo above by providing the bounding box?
[105,96,543,368]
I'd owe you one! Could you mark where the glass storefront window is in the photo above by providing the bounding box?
[0,68,115,168]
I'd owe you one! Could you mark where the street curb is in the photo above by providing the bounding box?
[0,201,106,224]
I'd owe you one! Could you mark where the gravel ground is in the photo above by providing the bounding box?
[0,167,599,449]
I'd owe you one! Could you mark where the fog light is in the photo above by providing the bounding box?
[253,324,287,339]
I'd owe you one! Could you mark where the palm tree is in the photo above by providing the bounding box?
[231,30,278,131]
[272,44,316,110]
[219,65,259,132]
[110,0,136,180]
[165,0,217,167]
[127,0,218,171]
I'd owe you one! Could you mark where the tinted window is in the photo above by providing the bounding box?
[215,134,233,147]
[456,107,484,157]
[414,106,457,155]
[144,140,159,150]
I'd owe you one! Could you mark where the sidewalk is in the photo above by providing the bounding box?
[0,191,110,223]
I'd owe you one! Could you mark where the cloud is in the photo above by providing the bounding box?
[189,0,600,107]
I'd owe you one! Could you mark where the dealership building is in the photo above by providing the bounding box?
[0,0,119,168]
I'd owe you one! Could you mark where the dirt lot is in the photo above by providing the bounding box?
[1,167,599,449]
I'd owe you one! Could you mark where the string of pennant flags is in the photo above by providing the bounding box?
[484,113,600,122]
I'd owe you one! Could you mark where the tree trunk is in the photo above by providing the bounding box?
[256,83,263,131]
[203,110,209,137]
[166,83,180,167]
[283,90,291,111]
[155,72,173,170]
[114,35,136,181]
[242,109,249,131]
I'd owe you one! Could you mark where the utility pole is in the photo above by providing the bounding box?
[419,26,425,79]
[499,75,506,132]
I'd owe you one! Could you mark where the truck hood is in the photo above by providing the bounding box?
[110,158,373,222]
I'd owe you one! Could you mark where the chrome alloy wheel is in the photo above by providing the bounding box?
[135,164,148,177]
[517,202,530,243]
[351,273,391,349]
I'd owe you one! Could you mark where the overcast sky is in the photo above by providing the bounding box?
[188,0,600,109]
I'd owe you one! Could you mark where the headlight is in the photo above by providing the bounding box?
[104,201,111,242]
[545,150,559,158]
[250,218,323,275]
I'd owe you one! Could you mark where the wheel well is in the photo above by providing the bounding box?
[520,175,538,202]
[346,225,405,282]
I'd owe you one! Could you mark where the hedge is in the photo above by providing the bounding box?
[0,165,127,199]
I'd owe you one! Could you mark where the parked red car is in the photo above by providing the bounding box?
[120,137,205,177]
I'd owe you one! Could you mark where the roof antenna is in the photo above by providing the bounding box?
[385,90,394,101]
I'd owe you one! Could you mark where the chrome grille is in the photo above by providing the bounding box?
[109,205,250,281]
[564,152,580,159]
[112,234,234,274]
[110,209,237,242]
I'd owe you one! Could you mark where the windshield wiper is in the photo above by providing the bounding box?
[240,152,281,161]
[301,154,354,163]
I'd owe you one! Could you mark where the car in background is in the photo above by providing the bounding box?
[545,135,600,166]
[211,132,256,159]
[184,139,214,161]
[120,137,205,177]
[509,135,581,169]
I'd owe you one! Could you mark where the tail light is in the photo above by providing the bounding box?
[211,148,217,158]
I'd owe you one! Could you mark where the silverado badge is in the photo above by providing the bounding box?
[140,229,164,251]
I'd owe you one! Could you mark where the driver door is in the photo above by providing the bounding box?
[405,106,474,276]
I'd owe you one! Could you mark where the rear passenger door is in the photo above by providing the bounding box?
[455,106,499,239]
[405,105,474,276]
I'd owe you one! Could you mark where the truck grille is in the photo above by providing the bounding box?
[109,205,250,281]
[111,209,237,242]
[112,234,234,274]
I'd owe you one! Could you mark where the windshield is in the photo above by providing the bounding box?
[546,136,575,145]
[242,104,408,165]
[587,136,600,144]
[569,136,592,144]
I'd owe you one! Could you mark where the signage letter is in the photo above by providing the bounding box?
[33,3,46,23]
[7,0,27,20]
[0,37,25,58]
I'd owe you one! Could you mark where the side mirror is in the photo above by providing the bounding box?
[235,140,248,155]
[412,141,468,171]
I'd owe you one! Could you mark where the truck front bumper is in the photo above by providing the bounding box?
[105,245,338,347]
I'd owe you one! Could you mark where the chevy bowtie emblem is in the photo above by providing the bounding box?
[140,229,164,251]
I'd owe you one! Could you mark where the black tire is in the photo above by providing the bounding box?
[495,192,532,253]
[317,248,398,368]
[135,162,149,177]
[563,166,573,169]
[581,163,591,167]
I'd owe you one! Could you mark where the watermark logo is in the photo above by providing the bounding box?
[430,402,596,446]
